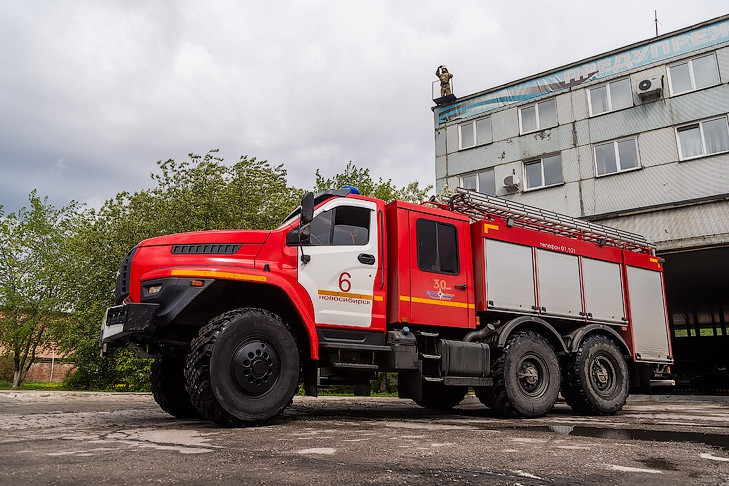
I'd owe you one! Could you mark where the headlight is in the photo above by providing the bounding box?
[147,284,162,295]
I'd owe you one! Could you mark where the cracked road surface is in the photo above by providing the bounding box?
[0,391,728,485]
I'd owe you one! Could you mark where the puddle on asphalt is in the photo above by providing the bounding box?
[544,425,729,451]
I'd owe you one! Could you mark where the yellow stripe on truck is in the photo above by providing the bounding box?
[170,269,267,282]
[400,295,475,309]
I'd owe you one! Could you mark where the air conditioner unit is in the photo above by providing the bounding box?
[503,175,520,190]
[637,76,663,100]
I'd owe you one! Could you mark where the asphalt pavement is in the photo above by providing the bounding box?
[0,391,728,485]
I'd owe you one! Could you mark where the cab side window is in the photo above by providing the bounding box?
[287,205,370,246]
[332,206,370,245]
[416,219,459,274]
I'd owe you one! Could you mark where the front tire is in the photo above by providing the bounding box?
[563,335,628,415]
[478,332,560,418]
[150,355,200,419]
[185,308,300,426]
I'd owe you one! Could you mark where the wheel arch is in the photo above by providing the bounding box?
[565,324,632,359]
[494,316,568,355]
[175,275,318,360]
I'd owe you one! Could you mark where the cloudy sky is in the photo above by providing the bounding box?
[1,1,726,213]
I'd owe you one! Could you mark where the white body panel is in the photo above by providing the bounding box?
[298,198,378,328]
[484,239,535,312]
[627,266,672,363]
[536,249,582,318]
[582,258,626,324]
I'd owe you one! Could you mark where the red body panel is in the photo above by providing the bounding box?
[139,229,270,246]
[385,203,410,323]
[385,200,476,329]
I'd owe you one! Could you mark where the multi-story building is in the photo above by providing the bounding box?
[433,15,729,391]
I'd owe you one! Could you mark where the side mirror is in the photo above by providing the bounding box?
[301,192,314,224]
[300,192,314,241]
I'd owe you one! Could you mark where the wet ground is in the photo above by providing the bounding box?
[0,391,728,485]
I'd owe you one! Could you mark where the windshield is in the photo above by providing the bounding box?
[277,214,299,229]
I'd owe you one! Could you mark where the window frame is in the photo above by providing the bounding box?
[460,168,496,195]
[667,52,720,96]
[415,218,460,276]
[675,115,729,161]
[523,153,564,191]
[593,136,641,177]
[588,77,633,116]
[458,116,492,150]
[518,98,558,134]
[286,205,371,247]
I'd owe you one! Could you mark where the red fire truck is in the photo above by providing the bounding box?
[101,187,673,426]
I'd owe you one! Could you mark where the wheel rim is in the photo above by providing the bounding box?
[516,353,549,398]
[590,354,616,396]
[230,339,281,396]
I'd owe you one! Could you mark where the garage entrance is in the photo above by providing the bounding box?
[662,246,729,393]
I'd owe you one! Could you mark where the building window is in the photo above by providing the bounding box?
[461,169,495,195]
[668,53,720,95]
[594,137,640,176]
[589,78,633,116]
[676,116,729,160]
[519,98,557,134]
[524,154,563,190]
[416,219,459,275]
[459,117,492,149]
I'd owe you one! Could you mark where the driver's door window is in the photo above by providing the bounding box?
[288,206,370,246]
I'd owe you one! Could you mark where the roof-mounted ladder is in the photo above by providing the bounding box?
[449,188,654,254]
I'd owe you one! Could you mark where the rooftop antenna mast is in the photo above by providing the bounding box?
[654,10,659,37]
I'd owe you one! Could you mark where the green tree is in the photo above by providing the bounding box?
[0,192,82,388]
[315,162,432,203]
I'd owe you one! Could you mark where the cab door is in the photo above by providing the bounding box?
[297,198,381,328]
[407,211,473,328]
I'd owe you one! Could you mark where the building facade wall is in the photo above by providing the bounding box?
[434,16,729,253]
[24,360,74,383]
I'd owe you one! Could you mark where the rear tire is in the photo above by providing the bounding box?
[414,382,468,411]
[563,335,628,415]
[478,332,560,418]
[150,355,200,419]
[185,308,300,426]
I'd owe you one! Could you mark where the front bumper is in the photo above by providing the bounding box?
[100,303,159,355]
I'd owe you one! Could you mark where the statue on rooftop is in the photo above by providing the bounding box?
[436,65,453,97]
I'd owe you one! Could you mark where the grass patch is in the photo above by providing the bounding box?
[316,388,398,397]
[296,383,398,397]
[0,380,70,391]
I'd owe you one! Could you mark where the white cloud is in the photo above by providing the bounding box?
[0,1,727,212]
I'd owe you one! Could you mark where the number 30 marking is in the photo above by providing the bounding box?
[339,272,352,293]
